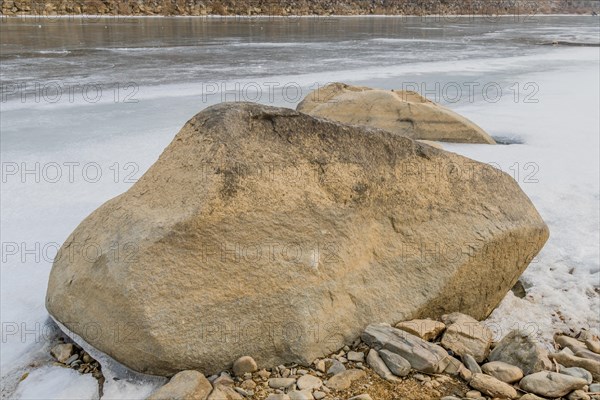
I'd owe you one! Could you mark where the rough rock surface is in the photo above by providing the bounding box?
[550,351,600,382]
[481,361,523,383]
[519,371,588,398]
[395,319,446,341]
[379,349,411,377]
[297,83,496,144]
[468,373,518,399]
[488,330,552,375]
[362,324,450,373]
[440,312,492,363]
[46,102,548,376]
[148,370,213,400]
[325,369,366,390]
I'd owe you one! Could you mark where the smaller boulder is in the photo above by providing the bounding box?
[395,319,446,341]
[440,313,492,363]
[232,356,258,377]
[148,371,212,400]
[481,361,523,383]
[519,371,587,398]
[296,374,322,391]
[346,351,365,363]
[488,330,552,375]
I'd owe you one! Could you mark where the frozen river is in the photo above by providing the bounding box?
[1,15,599,398]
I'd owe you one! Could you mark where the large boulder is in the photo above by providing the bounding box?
[46,102,548,376]
[296,83,496,144]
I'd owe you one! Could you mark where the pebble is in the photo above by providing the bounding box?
[296,374,322,390]
[589,383,600,392]
[265,395,290,400]
[326,359,346,375]
[313,391,326,399]
[347,351,365,363]
[480,361,523,383]
[465,390,481,398]
[315,360,326,373]
[268,378,296,389]
[82,353,92,363]
[519,371,587,397]
[240,379,256,390]
[233,356,258,377]
[568,390,592,400]
[65,354,79,365]
[213,373,234,386]
[257,369,271,380]
[348,395,373,400]
[325,369,366,390]
[50,343,74,363]
[234,387,249,396]
[288,390,314,400]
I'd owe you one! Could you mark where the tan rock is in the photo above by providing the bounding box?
[297,82,496,144]
[481,361,524,383]
[469,373,518,399]
[555,334,587,352]
[50,343,74,363]
[585,338,600,354]
[395,319,446,341]
[325,369,366,390]
[207,385,242,400]
[46,103,548,376]
[147,371,212,400]
[440,312,492,363]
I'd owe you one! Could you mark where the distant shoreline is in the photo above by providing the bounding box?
[2,13,598,19]
[2,0,598,18]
